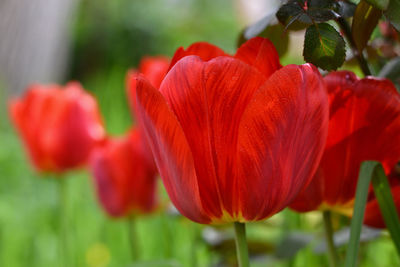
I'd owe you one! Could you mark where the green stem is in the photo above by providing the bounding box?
[337,17,372,76]
[233,222,249,267]
[323,211,339,267]
[160,213,173,258]
[190,224,200,267]
[127,216,139,261]
[57,178,68,267]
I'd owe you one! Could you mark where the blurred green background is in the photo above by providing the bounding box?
[0,0,399,266]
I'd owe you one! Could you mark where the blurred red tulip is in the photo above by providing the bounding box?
[9,82,105,173]
[90,129,158,217]
[128,37,329,224]
[290,71,400,212]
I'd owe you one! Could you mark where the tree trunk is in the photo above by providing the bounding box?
[0,0,79,97]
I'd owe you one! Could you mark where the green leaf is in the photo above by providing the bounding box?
[378,57,400,90]
[334,1,357,18]
[352,0,382,52]
[345,161,379,267]
[365,0,390,9]
[276,2,305,25]
[345,161,400,267]
[308,0,335,8]
[370,164,400,255]
[276,2,312,30]
[307,9,339,22]
[307,0,339,22]
[385,0,400,31]
[303,23,346,70]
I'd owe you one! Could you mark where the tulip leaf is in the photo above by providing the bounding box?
[370,163,400,255]
[365,0,390,9]
[352,0,382,52]
[345,161,400,267]
[345,161,377,267]
[385,0,400,31]
[303,23,346,71]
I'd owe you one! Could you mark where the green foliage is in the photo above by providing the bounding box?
[303,23,346,70]
[365,0,390,9]
[276,2,312,30]
[370,164,400,255]
[378,57,400,90]
[385,0,400,31]
[345,161,378,267]
[352,0,382,52]
[276,0,355,31]
[345,161,400,267]
[335,1,357,18]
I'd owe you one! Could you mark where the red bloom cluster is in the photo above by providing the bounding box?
[9,56,168,217]
[9,37,400,227]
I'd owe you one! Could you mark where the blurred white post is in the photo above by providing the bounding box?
[0,0,80,97]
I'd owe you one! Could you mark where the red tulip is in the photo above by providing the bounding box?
[129,56,170,89]
[128,37,329,224]
[90,129,158,217]
[364,170,400,228]
[9,82,105,173]
[290,71,400,212]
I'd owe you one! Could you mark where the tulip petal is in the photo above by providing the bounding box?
[168,42,228,71]
[236,64,329,220]
[235,37,281,79]
[133,74,210,223]
[138,56,170,88]
[159,56,267,221]
[289,168,325,212]
[322,72,400,205]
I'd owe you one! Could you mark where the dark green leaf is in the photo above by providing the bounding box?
[344,161,379,267]
[365,0,390,9]
[303,23,346,70]
[334,1,357,18]
[276,2,304,25]
[371,164,400,254]
[307,0,339,22]
[276,2,312,30]
[308,0,335,8]
[385,0,400,31]
[307,8,339,22]
[352,0,382,52]
[378,57,400,90]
